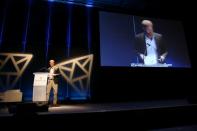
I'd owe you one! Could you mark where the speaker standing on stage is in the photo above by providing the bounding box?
[46,60,59,105]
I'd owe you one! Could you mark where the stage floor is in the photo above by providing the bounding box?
[0,99,196,116]
[39,99,193,115]
[1,99,197,130]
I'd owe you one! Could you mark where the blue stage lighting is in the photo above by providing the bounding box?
[87,9,92,53]
[86,4,93,7]
[45,2,53,62]
[22,0,32,52]
[67,1,74,4]
[47,0,94,7]
[86,0,93,53]
[86,0,94,7]
[48,0,55,2]
[66,4,73,57]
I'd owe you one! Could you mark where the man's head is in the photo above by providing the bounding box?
[49,59,55,67]
[142,20,154,36]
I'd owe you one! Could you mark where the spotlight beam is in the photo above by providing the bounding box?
[22,0,32,52]
[66,4,72,57]
[45,2,53,62]
[46,0,94,8]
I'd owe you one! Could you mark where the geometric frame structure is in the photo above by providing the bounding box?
[0,53,33,91]
[57,54,93,97]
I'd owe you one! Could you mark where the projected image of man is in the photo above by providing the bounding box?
[135,20,168,65]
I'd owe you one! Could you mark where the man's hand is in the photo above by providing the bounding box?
[139,54,145,60]
[158,56,165,63]
[52,74,60,76]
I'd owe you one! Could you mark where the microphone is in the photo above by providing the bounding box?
[146,43,151,47]
[39,67,48,72]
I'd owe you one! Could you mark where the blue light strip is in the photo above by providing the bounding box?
[47,0,94,7]
[66,4,73,98]
[86,0,93,98]
[0,1,9,46]
[66,4,72,57]
[22,0,32,52]
[87,8,92,53]
[86,0,93,8]
[45,2,53,61]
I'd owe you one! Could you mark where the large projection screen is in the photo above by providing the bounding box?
[99,11,191,68]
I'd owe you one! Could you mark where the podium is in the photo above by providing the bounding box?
[33,72,48,102]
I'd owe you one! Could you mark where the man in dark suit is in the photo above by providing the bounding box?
[135,20,168,65]
[46,60,60,105]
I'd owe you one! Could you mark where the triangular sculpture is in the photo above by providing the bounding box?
[0,53,33,90]
[57,54,93,96]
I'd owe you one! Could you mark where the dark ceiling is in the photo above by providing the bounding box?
[49,0,145,9]
[49,0,195,19]
[49,0,194,10]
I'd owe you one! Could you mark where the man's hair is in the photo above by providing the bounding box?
[141,20,153,27]
[49,59,55,63]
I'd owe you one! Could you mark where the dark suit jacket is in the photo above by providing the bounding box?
[134,33,168,58]
[48,66,60,84]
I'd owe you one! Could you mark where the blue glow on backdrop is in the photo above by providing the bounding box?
[87,5,93,97]
[66,4,72,57]
[65,4,73,98]
[86,0,93,54]
[87,8,92,53]
[67,1,75,4]
[22,0,32,52]
[48,0,56,2]
[45,2,53,63]
[47,0,94,7]
[86,0,93,7]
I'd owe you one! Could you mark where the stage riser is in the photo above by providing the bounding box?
[1,105,197,130]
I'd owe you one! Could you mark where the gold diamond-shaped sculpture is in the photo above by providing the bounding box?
[0,53,33,90]
[57,54,93,96]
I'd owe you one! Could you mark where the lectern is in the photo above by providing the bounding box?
[33,72,48,102]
